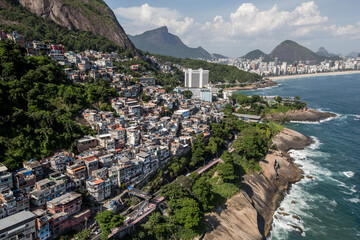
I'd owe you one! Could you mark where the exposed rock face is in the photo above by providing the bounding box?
[204,191,263,240]
[272,128,313,152]
[204,128,309,240]
[17,0,136,53]
[266,108,337,123]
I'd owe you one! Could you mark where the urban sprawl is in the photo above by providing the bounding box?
[0,30,358,240]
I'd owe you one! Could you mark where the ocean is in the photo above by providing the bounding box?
[241,73,360,240]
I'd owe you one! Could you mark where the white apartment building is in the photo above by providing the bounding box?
[184,68,209,88]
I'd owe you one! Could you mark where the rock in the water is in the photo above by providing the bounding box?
[306,175,314,179]
[278,212,290,216]
[291,200,296,204]
[266,108,337,123]
[288,224,304,235]
[292,215,301,221]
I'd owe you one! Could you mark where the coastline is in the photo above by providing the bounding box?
[268,70,360,81]
[265,108,337,123]
[203,128,312,240]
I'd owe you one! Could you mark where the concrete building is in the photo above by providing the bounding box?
[0,211,36,240]
[0,188,30,218]
[33,209,51,240]
[50,153,72,173]
[46,193,90,236]
[0,164,13,189]
[30,179,67,208]
[127,129,140,146]
[184,68,209,88]
[200,89,213,103]
[13,169,36,192]
[98,134,115,151]
[86,178,111,202]
[46,192,82,216]
[77,136,98,152]
[173,109,191,118]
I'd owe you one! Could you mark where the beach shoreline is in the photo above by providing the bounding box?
[268,70,360,81]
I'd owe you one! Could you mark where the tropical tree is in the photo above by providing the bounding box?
[95,210,125,240]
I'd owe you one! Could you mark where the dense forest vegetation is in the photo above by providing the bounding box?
[0,0,127,54]
[128,114,283,239]
[0,41,116,170]
[231,93,307,119]
[155,54,262,84]
[113,57,183,92]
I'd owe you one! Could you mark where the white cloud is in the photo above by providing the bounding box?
[290,1,327,26]
[115,4,194,35]
[115,2,360,56]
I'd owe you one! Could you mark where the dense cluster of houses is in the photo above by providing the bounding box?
[0,85,226,239]
[0,30,228,240]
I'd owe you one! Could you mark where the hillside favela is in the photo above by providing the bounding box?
[0,1,359,240]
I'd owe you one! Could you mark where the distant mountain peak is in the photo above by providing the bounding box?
[242,49,272,62]
[270,40,337,63]
[317,47,329,54]
[157,26,168,32]
[129,26,214,59]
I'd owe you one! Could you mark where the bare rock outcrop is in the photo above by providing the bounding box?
[266,108,336,122]
[17,0,137,54]
[272,128,313,152]
[204,128,309,240]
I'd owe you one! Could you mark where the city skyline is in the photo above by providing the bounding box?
[105,0,360,58]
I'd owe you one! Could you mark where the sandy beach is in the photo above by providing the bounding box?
[268,70,360,81]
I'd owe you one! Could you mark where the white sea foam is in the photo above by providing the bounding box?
[269,137,335,239]
[343,171,355,178]
[345,198,360,203]
[330,200,338,207]
[291,116,338,124]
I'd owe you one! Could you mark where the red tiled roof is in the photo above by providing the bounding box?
[94,179,104,185]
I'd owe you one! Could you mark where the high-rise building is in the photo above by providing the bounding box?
[184,68,209,88]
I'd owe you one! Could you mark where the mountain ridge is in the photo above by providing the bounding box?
[14,0,137,54]
[129,26,214,59]
[242,40,341,63]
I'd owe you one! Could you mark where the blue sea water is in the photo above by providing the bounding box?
[243,73,360,240]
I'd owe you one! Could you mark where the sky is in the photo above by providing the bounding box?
[104,0,360,58]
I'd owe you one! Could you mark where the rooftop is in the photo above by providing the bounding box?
[48,192,81,206]
[0,211,35,232]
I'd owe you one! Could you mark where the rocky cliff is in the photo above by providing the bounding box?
[16,0,136,53]
[204,128,312,240]
[266,108,337,123]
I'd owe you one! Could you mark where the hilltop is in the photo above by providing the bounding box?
[316,47,338,58]
[0,0,136,54]
[241,40,341,64]
[269,40,321,63]
[129,26,213,59]
[269,40,341,63]
[242,49,272,62]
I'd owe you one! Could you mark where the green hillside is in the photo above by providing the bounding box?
[242,49,272,62]
[0,41,116,170]
[157,55,262,84]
